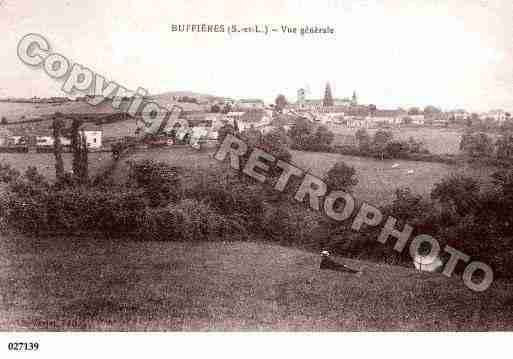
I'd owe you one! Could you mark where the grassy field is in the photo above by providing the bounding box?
[0,152,113,181]
[1,235,512,330]
[291,150,496,205]
[1,147,498,205]
[326,126,500,155]
[111,147,497,206]
[0,147,510,330]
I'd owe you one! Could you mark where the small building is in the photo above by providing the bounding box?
[236,98,265,110]
[80,124,103,149]
[368,109,407,126]
[480,109,507,123]
[409,115,426,125]
[237,110,272,132]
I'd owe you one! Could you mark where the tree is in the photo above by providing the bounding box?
[259,127,291,161]
[385,141,407,158]
[387,187,430,222]
[355,128,371,151]
[210,104,221,113]
[217,123,236,145]
[372,130,393,160]
[274,94,288,113]
[222,103,232,114]
[323,161,358,192]
[289,118,314,149]
[423,105,442,117]
[406,136,426,153]
[0,116,7,125]
[313,125,334,149]
[496,133,513,160]
[460,131,493,157]
[52,114,65,182]
[431,175,480,217]
[408,107,421,116]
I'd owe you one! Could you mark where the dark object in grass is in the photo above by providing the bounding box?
[320,250,360,274]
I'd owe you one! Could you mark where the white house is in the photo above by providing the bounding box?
[234,110,271,132]
[35,135,71,147]
[81,130,102,149]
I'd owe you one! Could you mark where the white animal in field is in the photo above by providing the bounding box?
[407,169,414,174]
[391,163,399,169]
[413,254,443,272]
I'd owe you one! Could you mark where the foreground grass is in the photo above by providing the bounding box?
[1,234,512,331]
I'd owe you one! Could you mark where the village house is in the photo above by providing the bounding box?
[449,110,469,121]
[339,116,369,128]
[258,113,297,134]
[0,119,102,149]
[367,109,407,126]
[80,124,103,149]
[235,98,265,110]
[236,109,272,132]
[170,113,226,143]
[479,109,509,123]
[224,111,245,124]
[409,114,426,125]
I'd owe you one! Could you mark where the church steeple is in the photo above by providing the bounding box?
[352,90,358,105]
[323,82,334,107]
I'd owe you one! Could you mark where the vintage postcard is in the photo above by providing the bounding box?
[0,0,512,357]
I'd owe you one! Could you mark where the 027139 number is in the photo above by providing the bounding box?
[7,342,39,351]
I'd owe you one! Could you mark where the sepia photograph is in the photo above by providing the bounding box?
[0,0,512,356]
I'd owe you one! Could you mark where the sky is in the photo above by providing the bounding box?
[0,0,512,112]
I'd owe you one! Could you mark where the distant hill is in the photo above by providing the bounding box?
[154,91,224,101]
[0,94,211,123]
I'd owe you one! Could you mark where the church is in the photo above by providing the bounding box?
[295,83,358,113]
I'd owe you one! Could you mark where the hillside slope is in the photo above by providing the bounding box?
[1,236,512,330]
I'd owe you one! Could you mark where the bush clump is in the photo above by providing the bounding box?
[138,199,246,241]
[128,160,182,206]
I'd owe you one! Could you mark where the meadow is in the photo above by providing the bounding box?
[326,125,486,155]
[1,235,512,330]
[0,152,113,180]
[291,150,496,206]
[117,147,499,206]
[0,146,510,330]
[1,147,498,205]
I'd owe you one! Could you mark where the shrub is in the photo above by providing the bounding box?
[431,175,480,217]
[460,131,494,157]
[355,128,371,152]
[217,123,236,145]
[262,203,322,246]
[128,160,182,206]
[289,118,314,149]
[43,187,146,234]
[288,121,335,152]
[2,193,48,234]
[323,161,358,192]
[0,163,21,184]
[138,199,246,241]
[188,178,266,233]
